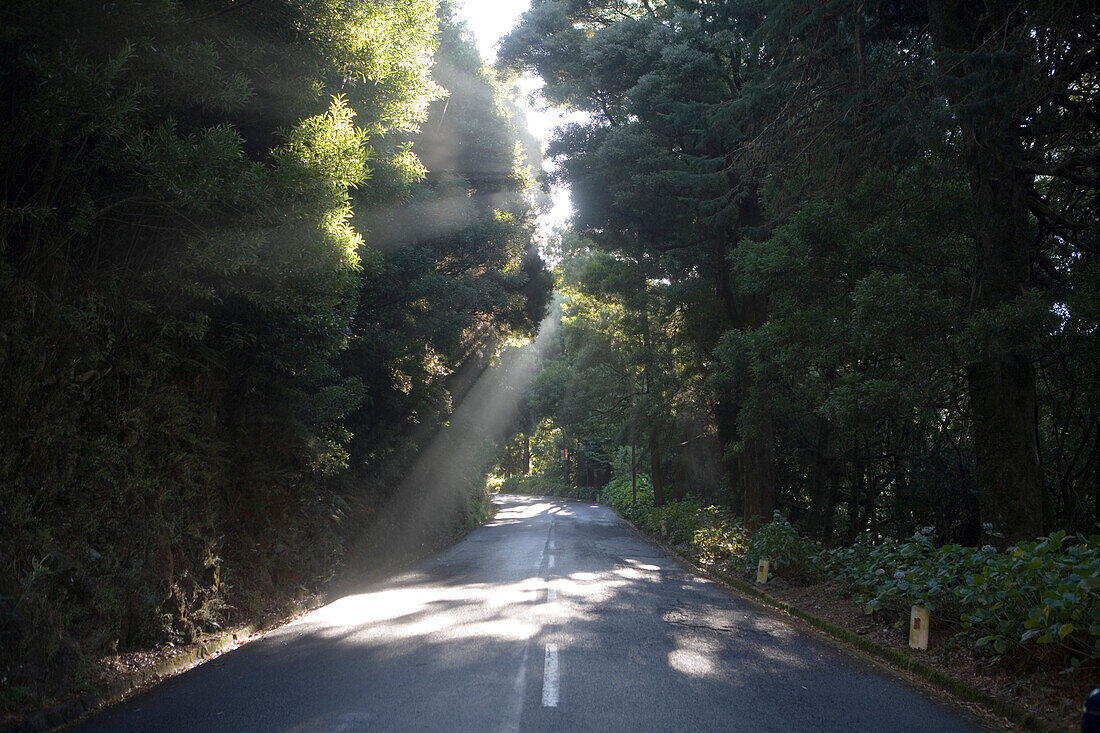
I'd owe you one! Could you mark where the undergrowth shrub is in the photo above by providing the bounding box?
[827,528,969,614]
[693,523,746,567]
[742,512,826,582]
[465,487,497,526]
[827,529,1100,668]
[599,474,654,520]
[956,532,1100,668]
[600,476,746,566]
[655,502,715,544]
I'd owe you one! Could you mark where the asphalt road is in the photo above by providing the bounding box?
[74,495,992,732]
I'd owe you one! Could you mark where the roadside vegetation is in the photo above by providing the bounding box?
[600,476,1100,673]
[490,474,600,502]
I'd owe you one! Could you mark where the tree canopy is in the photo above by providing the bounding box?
[499,0,1099,546]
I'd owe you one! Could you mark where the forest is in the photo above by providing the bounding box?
[1,0,1098,721]
[497,0,1099,544]
[0,0,550,713]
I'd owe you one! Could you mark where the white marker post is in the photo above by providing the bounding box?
[756,558,770,584]
[909,605,930,650]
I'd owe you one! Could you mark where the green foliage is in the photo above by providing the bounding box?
[692,524,747,568]
[601,476,746,565]
[957,533,1100,667]
[828,530,972,614]
[504,0,1100,554]
[499,474,563,496]
[464,486,498,527]
[742,513,827,583]
[599,474,655,522]
[528,418,565,477]
[828,530,1100,668]
[341,9,551,502]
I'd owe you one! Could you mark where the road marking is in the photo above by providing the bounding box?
[549,539,556,550]
[548,554,556,570]
[542,644,559,707]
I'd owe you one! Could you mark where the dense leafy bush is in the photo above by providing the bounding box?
[464,487,498,527]
[601,476,746,565]
[743,512,826,582]
[827,529,976,614]
[656,502,714,544]
[693,524,747,567]
[495,474,559,495]
[599,475,654,508]
[956,533,1100,667]
[599,475,655,525]
[828,529,1100,667]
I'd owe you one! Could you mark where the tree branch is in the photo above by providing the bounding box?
[1027,194,1091,232]
[186,0,261,25]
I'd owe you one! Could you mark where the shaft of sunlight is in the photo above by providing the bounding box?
[358,309,562,559]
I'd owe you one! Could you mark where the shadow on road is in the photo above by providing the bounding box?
[74,495,983,732]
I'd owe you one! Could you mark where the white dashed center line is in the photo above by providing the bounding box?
[542,644,559,707]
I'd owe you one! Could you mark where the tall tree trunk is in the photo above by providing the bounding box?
[713,396,741,512]
[734,290,775,530]
[1094,470,1100,533]
[740,427,776,528]
[964,133,1044,541]
[928,0,1044,544]
[865,451,879,536]
[805,427,839,542]
[709,234,743,513]
[639,279,665,507]
[650,428,665,507]
[523,434,530,476]
[848,467,867,539]
[707,182,777,529]
[631,441,637,506]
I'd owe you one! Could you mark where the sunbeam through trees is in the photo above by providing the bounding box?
[1,0,1098,724]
